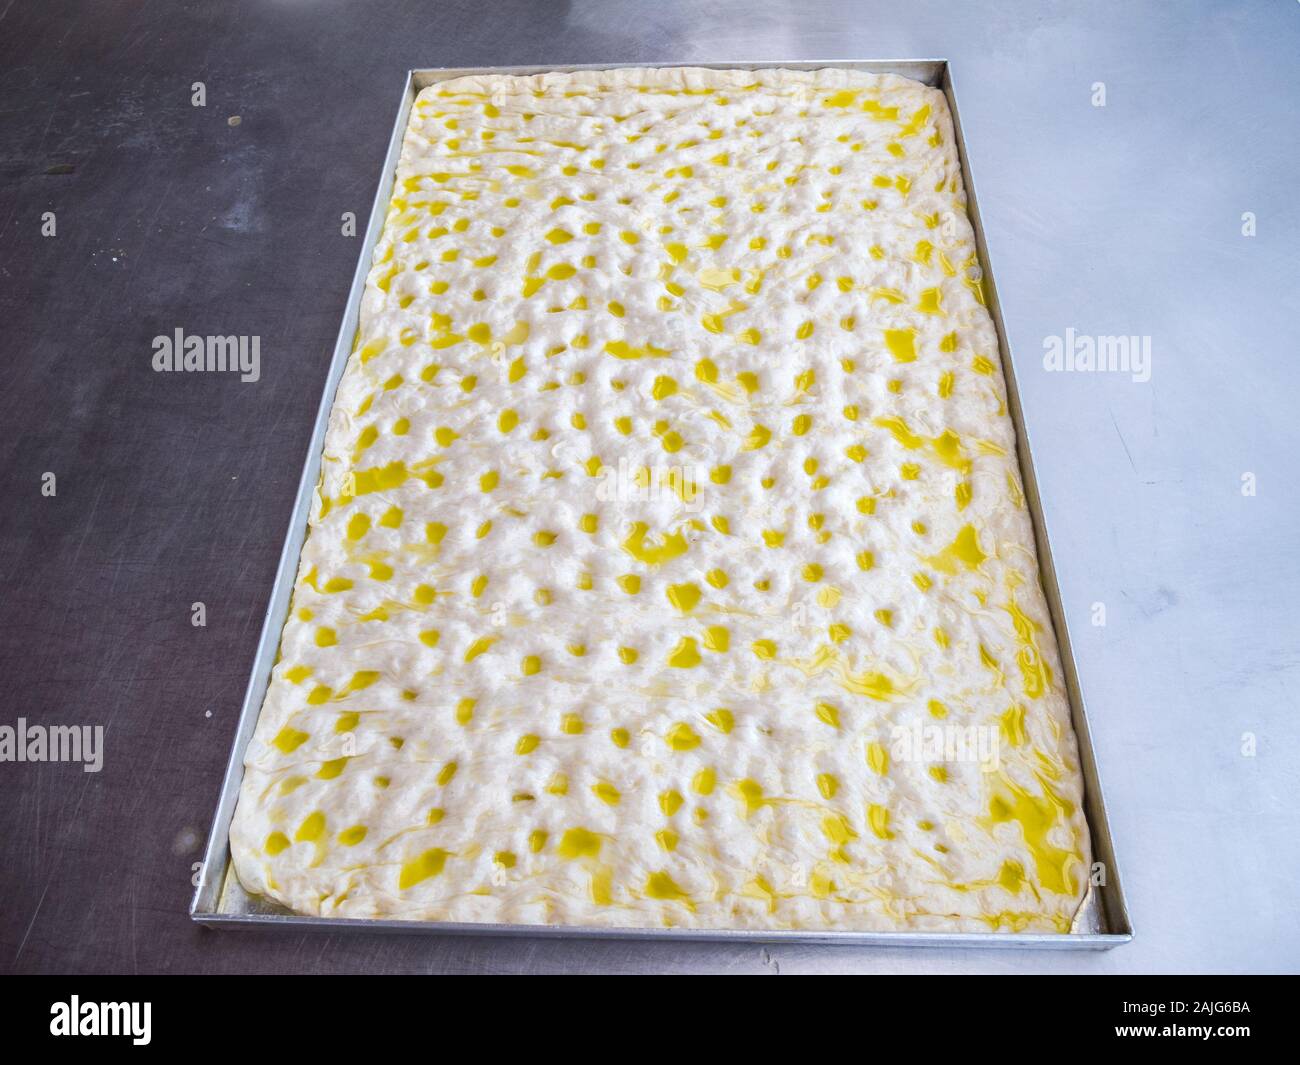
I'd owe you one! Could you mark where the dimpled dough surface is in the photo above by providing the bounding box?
[229,67,1092,932]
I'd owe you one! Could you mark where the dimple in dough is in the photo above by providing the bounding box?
[229,66,1092,933]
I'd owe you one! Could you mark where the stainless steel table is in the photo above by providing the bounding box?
[1,0,1296,974]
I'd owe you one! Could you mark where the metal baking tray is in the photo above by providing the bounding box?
[192,60,1133,949]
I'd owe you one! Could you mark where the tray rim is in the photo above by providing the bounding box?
[191,58,1133,948]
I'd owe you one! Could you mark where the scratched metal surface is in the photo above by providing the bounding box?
[0,0,1296,975]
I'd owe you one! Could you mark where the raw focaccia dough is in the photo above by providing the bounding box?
[229,66,1092,932]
